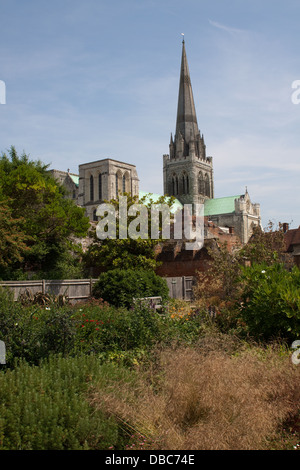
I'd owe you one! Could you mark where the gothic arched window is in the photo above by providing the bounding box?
[172,177,175,196]
[198,172,204,195]
[205,174,210,197]
[122,174,126,193]
[115,174,118,197]
[92,208,98,222]
[98,173,102,200]
[90,175,94,202]
[172,174,178,196]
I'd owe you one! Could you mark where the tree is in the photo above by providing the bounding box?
[238,263,300,341]
[239,221,293,268]
[0,146,90,278]
[0,200,31,274]
[194,221,293,309]
[83,193,176,275]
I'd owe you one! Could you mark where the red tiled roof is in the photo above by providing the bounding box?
[284,226,300,251]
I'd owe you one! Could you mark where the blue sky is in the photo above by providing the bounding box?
[0,0,299,229]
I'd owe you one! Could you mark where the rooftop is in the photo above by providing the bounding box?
[285,226,300,251]
[204,195,242,216]
[68,174,79,186]
[139,191,183,214]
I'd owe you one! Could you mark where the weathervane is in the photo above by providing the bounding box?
[181,32,185,43]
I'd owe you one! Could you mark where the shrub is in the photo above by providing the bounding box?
[238,263,300,341]
[0,292,163,367]
[92,268,169,308]
[0,355,134,450]
[0,291,78,365]
[72,302,162,363]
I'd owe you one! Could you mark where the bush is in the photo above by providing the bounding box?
[0,292,163,367]
[72,302,162,363]
[0,355,133,450]
[238,263,300,341]
[92,268,169,308]
[0,288,78,365]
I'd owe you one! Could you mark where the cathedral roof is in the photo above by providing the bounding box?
[139,191,183,214]
[68,174,79,186]
[204,195,242,216]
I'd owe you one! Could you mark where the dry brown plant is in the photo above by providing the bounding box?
[89,341,300,450]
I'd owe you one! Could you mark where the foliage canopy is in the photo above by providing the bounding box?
[0,146,89,278]
[83,193,176,274]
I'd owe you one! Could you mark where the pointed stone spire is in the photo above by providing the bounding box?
[163,38,214,206]
[175,38,199,149]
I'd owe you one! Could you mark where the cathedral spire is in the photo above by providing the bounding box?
[175,39,199,146]
[163,39,214,206]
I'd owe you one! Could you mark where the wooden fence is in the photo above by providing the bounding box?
[0,279,98,302]
[0,276,195,302]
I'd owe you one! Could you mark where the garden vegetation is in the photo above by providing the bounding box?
[0,148,299,450]
[0,256,300,451]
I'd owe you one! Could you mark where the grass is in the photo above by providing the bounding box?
[89,335,300,450]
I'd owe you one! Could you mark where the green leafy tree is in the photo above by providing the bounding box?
[83,193,176,274]
[0,146,90,278]
[238,263,300,341]
[240,221,293,268]
[195,221,293,309]
[0,200,31,274]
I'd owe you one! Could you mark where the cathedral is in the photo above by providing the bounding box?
[51,39,261,246]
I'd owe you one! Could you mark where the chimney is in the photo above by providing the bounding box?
[282,223,289,233]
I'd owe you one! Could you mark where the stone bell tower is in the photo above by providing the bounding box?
[163,39,214,206]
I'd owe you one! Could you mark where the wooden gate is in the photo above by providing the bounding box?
[165,276,195,301]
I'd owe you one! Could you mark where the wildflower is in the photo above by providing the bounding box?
[45,307,51,310]
[261,270,266,274]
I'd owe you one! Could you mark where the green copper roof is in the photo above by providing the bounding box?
[204,195,242,216]
[69,174,79,186]
[139,192,243,217]
[139,191,183,214]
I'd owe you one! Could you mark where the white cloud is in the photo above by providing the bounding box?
[209,20,247,35]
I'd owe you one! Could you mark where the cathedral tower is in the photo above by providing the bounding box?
[163,39,214,206]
